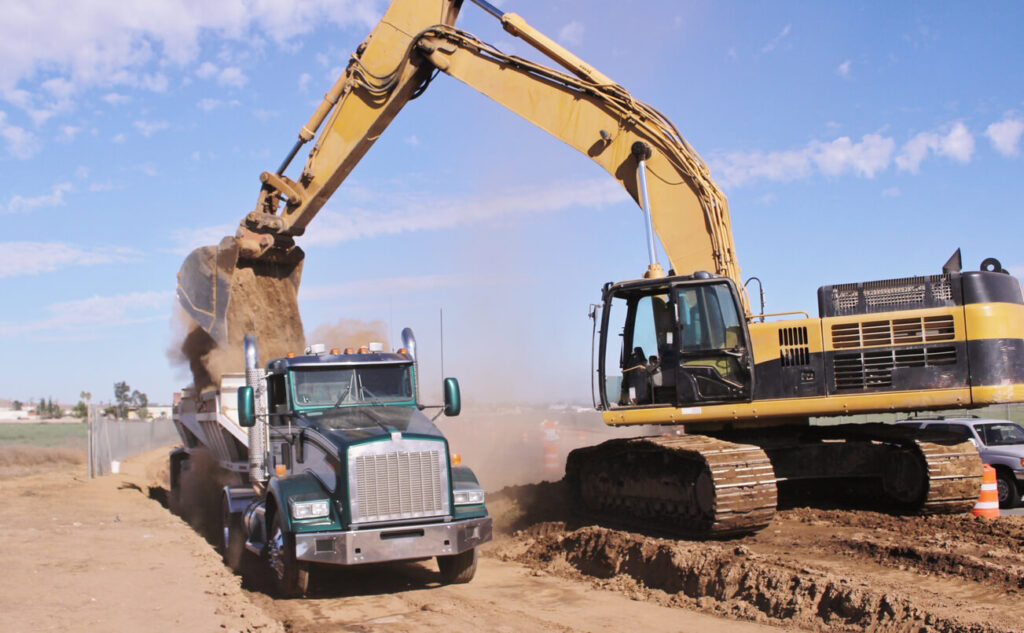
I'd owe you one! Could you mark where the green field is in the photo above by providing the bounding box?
[0,422,88,449]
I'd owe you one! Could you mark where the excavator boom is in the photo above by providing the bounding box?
[176,0,743,347]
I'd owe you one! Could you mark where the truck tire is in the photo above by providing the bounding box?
[437,547,478,584]
[996,468,1021,509]
[265,511,310,597]
[221,498,248,573]
[167,451,187,516]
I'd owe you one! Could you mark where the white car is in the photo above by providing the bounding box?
[895,417,1024,508]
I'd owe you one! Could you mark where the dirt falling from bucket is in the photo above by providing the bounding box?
[173,259,307,392]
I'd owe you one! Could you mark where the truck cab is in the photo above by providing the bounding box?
[222,331,491,596]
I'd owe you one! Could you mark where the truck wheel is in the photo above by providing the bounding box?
[265,511,310,597]
[221,499,247,573]
[437,547,478,584]
[996,468,1021,509]
[167,452,186,515]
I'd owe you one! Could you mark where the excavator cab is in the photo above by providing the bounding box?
[598,274,754,410]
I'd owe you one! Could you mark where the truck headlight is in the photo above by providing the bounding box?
[454,489,485,506]
[291,499,330,519]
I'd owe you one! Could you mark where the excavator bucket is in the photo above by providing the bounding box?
[176,235,304,347]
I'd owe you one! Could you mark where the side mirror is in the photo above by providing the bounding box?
[443,378,461,417]
[237,386,255,428]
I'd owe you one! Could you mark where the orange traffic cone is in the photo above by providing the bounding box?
[971,464,1000,519]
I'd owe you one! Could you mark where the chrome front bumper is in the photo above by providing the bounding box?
[294,516,492,566]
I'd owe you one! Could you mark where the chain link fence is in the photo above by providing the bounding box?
[87,417,180,477]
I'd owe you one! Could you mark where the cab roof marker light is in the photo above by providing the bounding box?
[344,347,355,354]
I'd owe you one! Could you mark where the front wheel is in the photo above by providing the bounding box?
[265,511,311,597]
[996,469,1021,509]
[437,547,478,584]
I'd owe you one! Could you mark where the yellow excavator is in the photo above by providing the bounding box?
[177,0,1024,536]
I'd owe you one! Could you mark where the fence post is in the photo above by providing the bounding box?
[86,408,93,479]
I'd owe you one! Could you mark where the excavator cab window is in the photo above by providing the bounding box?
[600,278,753,409]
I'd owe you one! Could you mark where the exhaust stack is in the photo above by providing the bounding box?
[243,334,269,482]
[402,327,421,406]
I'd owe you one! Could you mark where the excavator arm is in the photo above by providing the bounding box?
[177,0,745,348]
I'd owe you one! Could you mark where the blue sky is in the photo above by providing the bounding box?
[1,0,1022,408]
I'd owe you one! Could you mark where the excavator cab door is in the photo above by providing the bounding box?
[598,276,754,409]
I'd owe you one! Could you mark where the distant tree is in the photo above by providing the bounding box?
[71,401,88,419]
[11,400,21,411]
[79,391,92,421]
[113,381,131,419]
[132,390,149,419]
[102,405,118,418]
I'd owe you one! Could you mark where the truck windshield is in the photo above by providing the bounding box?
[291,364,413,407]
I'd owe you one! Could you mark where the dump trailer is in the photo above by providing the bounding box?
[170,328,491,596]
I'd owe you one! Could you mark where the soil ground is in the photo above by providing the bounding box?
[4,444,1024,632]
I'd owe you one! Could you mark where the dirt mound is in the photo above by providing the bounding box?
[493,523,1015,632]
[484,480,1024,631]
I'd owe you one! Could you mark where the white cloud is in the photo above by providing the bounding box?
[112,132,126,143]
[4,182,72,213]
[217,66,247,88]
[298,72,312,92]
[405,135,419,146]
[812,134,894,177]
[102,92,130,105]
[0,241,139,277]
[0,0,382,106]
[985,115,1024,157]
[761,24,791,53]
[133,119,170,137]
[895,121,974,172]
[558,21,585,47]
[0,110,40,158]
[0,290,171,338]
[712,133,894,187]
[196,61,218,79]
[836,60,851,77]
[57,125,81,142]
[169,223,236,254]
[301,179,629,247]
[197,98,222,112]
[141,72,169,92]
[881,186,901,198]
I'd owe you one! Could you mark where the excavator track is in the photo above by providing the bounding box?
[565,435,777,538]
[565,424,981,540]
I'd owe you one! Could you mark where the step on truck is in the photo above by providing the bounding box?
[170,328,492,596]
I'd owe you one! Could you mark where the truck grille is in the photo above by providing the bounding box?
[348,439,449,524]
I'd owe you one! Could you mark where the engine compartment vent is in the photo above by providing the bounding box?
[819,274,956,317]
[778,326,810,367]
[831,314,955,350]
[833,345,957,390]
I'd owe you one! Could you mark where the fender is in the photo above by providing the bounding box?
[267,472,342,533]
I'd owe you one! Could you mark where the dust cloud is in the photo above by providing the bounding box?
[171,448,240,544]
[308,317,389,350]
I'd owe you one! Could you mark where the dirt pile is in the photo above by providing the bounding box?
[486,481,1024,632]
